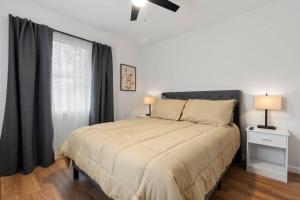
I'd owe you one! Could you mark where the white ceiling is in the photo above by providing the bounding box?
[28,0,276,46]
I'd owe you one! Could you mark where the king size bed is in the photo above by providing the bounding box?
[60,90,241,200]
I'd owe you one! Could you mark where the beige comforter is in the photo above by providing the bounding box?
[60,118,240,200]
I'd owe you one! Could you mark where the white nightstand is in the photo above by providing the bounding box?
[246,125,290,183]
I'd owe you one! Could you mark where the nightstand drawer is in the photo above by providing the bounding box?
[248,132,287,148]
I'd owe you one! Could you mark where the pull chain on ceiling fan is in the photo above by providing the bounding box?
[130,0,180,21]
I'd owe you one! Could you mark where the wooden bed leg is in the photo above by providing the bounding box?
[73,167,79,180]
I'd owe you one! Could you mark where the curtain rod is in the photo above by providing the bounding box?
[53,29,94,44]
[10,14,102,45]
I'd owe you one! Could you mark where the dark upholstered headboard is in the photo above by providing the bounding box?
[161,90,241,128]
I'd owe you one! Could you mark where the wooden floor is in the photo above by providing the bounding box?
[211,164,300,200]
[1,159,300,200]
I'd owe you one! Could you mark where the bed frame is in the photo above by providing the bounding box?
[72,90,242,200]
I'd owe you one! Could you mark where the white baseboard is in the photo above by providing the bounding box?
[242,154,300,174]
[288,165,300,174]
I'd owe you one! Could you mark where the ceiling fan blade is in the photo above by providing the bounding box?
[131,5,140,21]
[148,0,180,12]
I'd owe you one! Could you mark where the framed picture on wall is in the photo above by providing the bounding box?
[120,64,136,91]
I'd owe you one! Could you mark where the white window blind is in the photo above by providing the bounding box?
[52,32,92,155]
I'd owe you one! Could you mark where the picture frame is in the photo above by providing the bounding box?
[120,64,136,91]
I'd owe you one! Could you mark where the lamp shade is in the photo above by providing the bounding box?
[254,95,282,110]
[144,96,155,105]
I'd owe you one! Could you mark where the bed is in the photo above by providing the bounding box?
[60,90,241,200]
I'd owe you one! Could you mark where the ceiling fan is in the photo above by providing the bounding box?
[130,0,180,21]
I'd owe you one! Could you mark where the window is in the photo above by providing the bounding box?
[51,32,92,155]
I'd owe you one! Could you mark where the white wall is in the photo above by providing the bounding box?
[142,0,300,172]
[0,0,143,135]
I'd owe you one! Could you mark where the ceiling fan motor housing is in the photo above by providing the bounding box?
[130,0,180,21]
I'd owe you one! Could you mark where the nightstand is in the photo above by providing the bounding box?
[246,125,290,183]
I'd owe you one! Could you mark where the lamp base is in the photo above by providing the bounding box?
[257,125,276,130]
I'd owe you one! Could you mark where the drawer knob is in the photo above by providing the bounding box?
[261,138,272,142]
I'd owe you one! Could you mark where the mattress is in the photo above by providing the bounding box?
[60,118,240,200]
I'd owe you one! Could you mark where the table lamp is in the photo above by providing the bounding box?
[144,96,155,116]
[254,94,282,130]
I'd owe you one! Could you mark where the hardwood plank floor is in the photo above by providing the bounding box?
[1,159,300,200]
[212,164,300,200]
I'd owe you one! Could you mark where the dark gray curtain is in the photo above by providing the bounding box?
[89,43,114,124]
[0,15,54,176]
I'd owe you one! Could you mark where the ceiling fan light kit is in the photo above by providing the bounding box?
[132,0,148,8]
[130,0,180,21]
